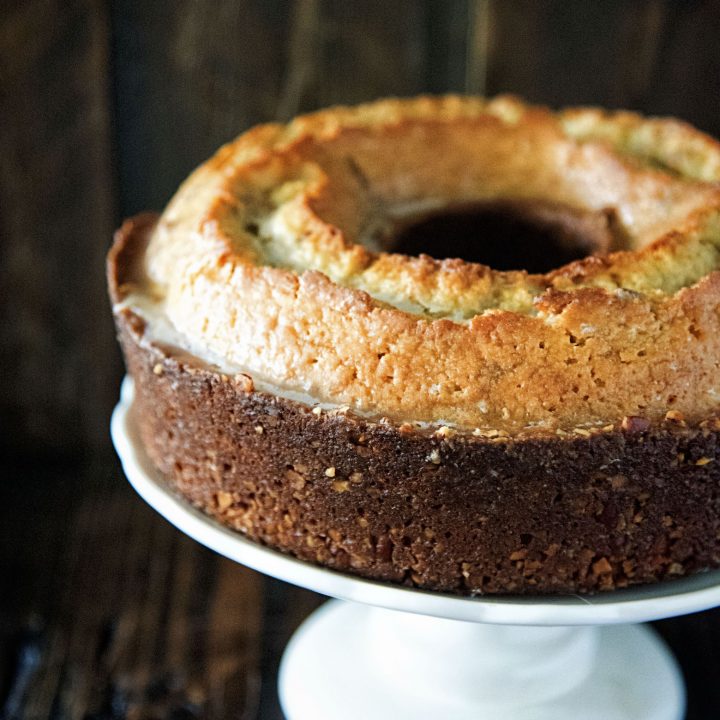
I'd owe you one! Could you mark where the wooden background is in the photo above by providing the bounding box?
[2,1,720,717]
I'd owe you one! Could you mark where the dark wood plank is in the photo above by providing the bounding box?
[310,1,427,109]
[464,0,491,94]
[0,0,119,453]
[110,0,291,217]
[482,0,720,140]
[643,0,720,137]
[484,0,675,109]
[0,455,270,720]
[274,0,323,121]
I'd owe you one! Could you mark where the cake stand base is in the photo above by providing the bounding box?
[279,600,684,720]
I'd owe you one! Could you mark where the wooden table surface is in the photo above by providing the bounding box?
[1,449,719,720]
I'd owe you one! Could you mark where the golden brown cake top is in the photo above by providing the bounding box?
[114,96,720,433]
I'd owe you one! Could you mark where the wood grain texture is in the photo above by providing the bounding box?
[645,0,720,136]
[0,455,270,719]
[0,0,118,453]
[110,0,290,217]
[483,0,720,137]
[485,0,667,106]
[311,0,427,108]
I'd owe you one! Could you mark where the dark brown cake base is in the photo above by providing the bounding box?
[110,217,720,595]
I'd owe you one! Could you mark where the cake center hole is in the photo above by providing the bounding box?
[389,200,621,274]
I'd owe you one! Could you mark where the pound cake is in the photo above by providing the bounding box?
[109,96,720,594]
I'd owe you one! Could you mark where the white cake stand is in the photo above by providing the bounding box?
[112,378,720,720]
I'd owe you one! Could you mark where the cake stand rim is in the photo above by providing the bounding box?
[111,375,720,626]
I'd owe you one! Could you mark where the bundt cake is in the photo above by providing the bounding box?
[109,96,720,594]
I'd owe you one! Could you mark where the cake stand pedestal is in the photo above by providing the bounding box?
[112,378,720,720]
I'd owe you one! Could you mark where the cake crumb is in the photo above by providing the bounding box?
[435,425,455,438]
[332,480,349,493]
[428,449,441,464]
[216,491,233,511]
[312,406,323,416]
[621,416,650,433]
[592,557,613,575]
[350,472,363,483]
[696,456,714,466]
[152,363,164,376]
[233,373,254,392]
[325,466,336,477]
[254,425,264,434]
[474,428,504,438]
[285,469,306,490]
[328,528,342,542]
[665,410,685,424]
